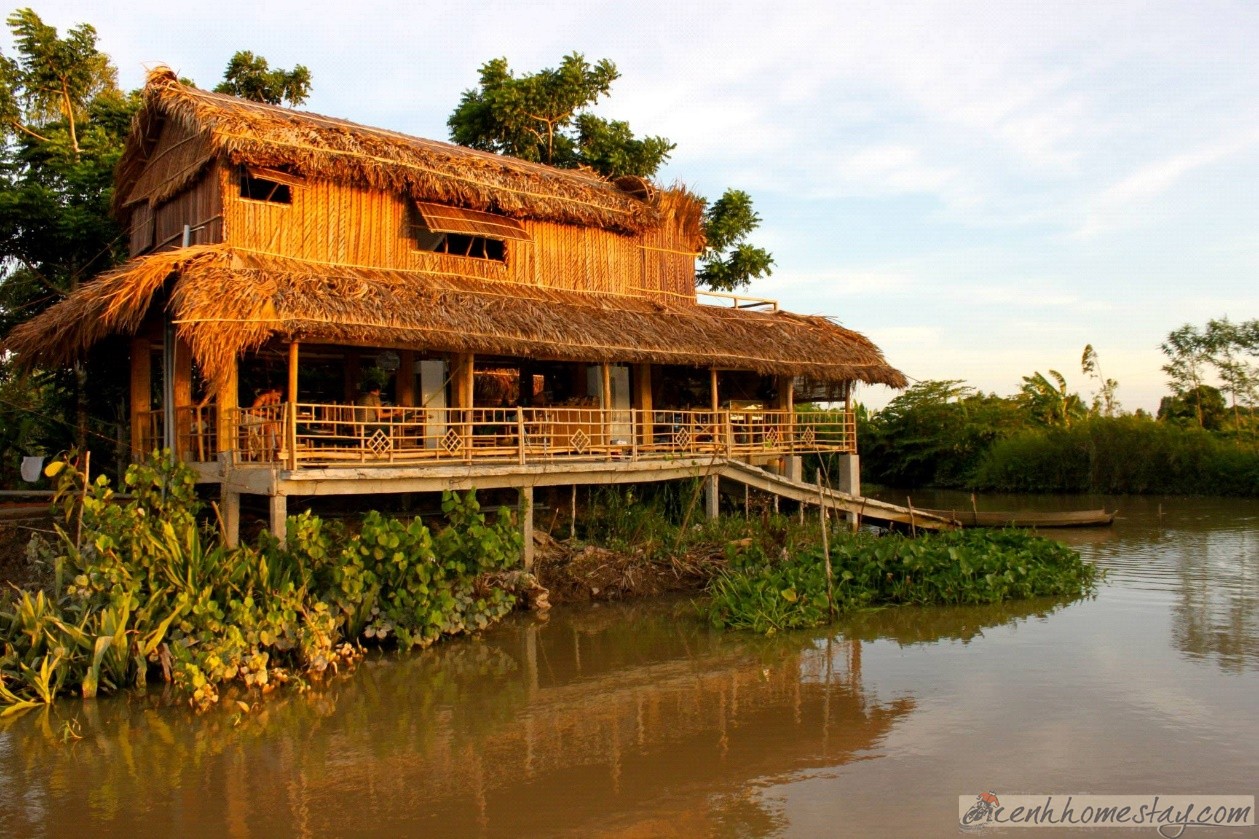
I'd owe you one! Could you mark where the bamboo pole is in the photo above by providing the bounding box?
[817,470,836,621]
[907,496,917,537]
[287,341,299,404]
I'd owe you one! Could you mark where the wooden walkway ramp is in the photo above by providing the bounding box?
[717,460,955,531]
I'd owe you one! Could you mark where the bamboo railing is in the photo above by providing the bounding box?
[216,404,855,469]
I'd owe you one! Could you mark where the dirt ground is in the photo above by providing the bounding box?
[0,516,55,592]
[531,531,728,605]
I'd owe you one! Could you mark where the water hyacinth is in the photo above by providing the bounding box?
[0,453,526,713]
[706,528,1100,635]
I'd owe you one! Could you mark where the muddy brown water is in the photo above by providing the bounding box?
[0,494,1255,837]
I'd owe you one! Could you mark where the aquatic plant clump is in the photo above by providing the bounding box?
[705,529,1100,634]
[0,454,524,713]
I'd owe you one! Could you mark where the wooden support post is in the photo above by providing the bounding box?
[287,341,299,404]
[634,364,653,447]
[397,350,416,407]
[216,357,238,463]
[450,353,474,458]
[451,353,474,409]
[222,487,241,548]
[519,485,534,571]
[516,407,526,465]
[173,336,193,460]
[129,337,151,459]
[710,368,720,412]
[601,362,612,453]
[269,494,287,543]
[705,473,720,520]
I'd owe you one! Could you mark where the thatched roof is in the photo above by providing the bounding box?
[3,246,907,391]
[114,68,659,235]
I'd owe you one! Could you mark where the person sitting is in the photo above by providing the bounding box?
[356,383,394,451]
[356,383,388,423]
[246,385,283,458]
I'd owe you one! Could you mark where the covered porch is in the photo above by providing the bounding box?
[135,339,857,472]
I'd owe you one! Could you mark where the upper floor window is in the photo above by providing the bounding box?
[410,201,529,263]
[239,166,298,204]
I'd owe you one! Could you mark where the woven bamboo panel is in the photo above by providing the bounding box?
[219,173,698,300]
[153,170,222,252]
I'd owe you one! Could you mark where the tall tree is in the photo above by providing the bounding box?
[1160,324,1212,428]
[0,8,135,460]
[448,53,672,176]
[1017,370,1085,429]
[448,53,772,291]
[1080,343,1120,417]
[697,189,774,292]
[214,51,311,107]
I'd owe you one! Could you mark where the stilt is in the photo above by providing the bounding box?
[222,488,241,548]
[705,474,720,520]
[519,485,534,571]
[269,494,287,543]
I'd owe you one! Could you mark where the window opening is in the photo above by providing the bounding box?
[239,168,293,204]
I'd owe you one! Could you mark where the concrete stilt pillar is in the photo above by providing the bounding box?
[835,454,861,497]
[519,485,534,571]
[269,494,287,543]
[222,488,241,548]
[704,474,720,520]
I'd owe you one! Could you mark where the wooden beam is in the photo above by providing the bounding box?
[129,337,151,460]
[634,364,653,446]
[710,368,719,412]
[397,350,416,407]
[173,336,193,460]
[451,353,474,409]
[287,341,299,404]
[215,355,238,463]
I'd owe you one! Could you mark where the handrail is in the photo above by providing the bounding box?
[696,290,779,312]
[208,403,854,469]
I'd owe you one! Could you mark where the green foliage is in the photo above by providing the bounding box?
[0,455,527,712]
[860,380,1029,487]
[1081,344,1120,417]
[447,53,673,178]
[0,9,137,467]
[213,51,311,107]
[696,189,774,292]
[1157,384,1227,430]
[973,415,1259,495]
[706,529,1099,634]
[1017,369,1086,429]
[0,8,118,153]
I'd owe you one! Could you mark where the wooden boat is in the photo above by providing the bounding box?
[919,508,1116,528]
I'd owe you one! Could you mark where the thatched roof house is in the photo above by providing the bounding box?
[4,68,905,394]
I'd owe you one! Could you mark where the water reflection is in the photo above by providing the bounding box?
[0,594,1069,839]
[2,493,1254,836]
[877,489,1259,672]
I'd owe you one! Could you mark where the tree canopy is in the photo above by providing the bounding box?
[448,53,772,291]
[447,53,672,178]
[213,51,311,107]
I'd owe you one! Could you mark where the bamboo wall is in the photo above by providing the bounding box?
[123,119,224,255]
[211,163,697,301]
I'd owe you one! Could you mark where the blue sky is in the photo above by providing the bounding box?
[18,0,1259,410]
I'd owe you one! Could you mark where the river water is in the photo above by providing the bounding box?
[0,494,1255,837]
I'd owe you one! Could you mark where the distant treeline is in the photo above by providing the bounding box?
[853,379,1259,497]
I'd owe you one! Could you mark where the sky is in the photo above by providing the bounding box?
[15,0,1259,410]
